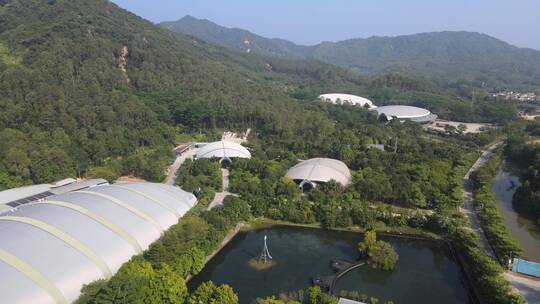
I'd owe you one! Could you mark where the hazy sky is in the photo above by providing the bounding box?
[112,0,540,50]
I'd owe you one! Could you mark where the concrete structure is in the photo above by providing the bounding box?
[374,105,437,123]
[195,140,251,166]
[286,158,352,191]
[319,93,376,109]
[0,182,196,304]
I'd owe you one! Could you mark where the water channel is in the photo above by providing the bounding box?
[188,226,469,304]
[492,164,540,262]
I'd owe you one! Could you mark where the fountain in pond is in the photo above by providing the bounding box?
[248,235,277,270]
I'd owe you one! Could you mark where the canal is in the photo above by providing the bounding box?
[492,164,540,262]
[188,226,469,304]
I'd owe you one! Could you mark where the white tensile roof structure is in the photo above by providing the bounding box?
[196,141,251,161]
[319,93,376,109]
[374,105,438,123]
[286,158,352,188]
[0,182,196,304]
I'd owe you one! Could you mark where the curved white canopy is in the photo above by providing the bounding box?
[196,141,251,160]
[319,93,376,109]
[0,182,196,304]
[374,105,436,122]
[286,158,352,187]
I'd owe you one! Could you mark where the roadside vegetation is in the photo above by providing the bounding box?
[176,158,223,204]
[470,150,522,263]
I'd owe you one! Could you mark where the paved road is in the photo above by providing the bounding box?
[164,148,198,185]
[459,143,501,258]
[504,272,540,304]
[207,168,236,210]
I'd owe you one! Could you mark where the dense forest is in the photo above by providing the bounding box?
[162,16,540,90]
[0,1,530,303]
[0,0,519,191]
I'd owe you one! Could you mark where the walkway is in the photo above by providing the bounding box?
[312,259,366,294]
[460,141,540,302]
[504,272,540,304]
[459,142,501,258]
[207,168,236,210]
[164,147,198,185]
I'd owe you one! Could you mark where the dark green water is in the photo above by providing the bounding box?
[188,226,469,304]
[492,164,540,262]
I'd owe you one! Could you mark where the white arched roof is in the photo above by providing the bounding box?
[285,158,352,187]
[0,182,196,304]
[196,141,251,160]
[319,94,376,109]
[374,105,437,123]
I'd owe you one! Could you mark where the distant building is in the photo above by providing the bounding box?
[286,158,352,191]
[338,298,367,304]
[489,91,537,102]
[365,144,385,151]
[319,93,376,109]
[374,105,438,123]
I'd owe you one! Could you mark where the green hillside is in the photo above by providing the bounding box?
[160,15,309,59]
[162,16,540,90]
[0,0,515,190]
[0,0,364,187]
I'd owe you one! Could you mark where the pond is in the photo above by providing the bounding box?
[188,226,470,304]
[492,164,540,262]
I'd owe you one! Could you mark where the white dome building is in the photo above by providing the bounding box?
[374,105,438,123]
[196,141,251,166]
[319,94,376,109]
[0,182,196,304]
[286,158,352,191]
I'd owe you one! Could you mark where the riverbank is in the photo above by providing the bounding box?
[492,163,540,262]
[246,218,442,240]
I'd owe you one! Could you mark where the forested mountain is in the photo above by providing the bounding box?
[0,0,515,190]
[162,16,540,90]
[160,15,309,59]
[0,0,364,188]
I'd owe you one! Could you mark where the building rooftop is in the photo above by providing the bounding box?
[286,158,352,187]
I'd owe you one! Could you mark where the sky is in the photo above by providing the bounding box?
[112,0,540,50]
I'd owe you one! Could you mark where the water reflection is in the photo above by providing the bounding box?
[492,164,540,261]
[188,226,468,304]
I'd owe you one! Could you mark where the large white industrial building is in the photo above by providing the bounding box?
[0,180,196,304]
[285,158,352,191]
[195,140,251,165]
[374,105,438,123]
[319,93,376,109]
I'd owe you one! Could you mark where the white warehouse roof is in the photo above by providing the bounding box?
[286,158,352,187]
[319,94,376,109]
[0,182,196,304]
[196,141,251,160]
[374,105,437,123]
